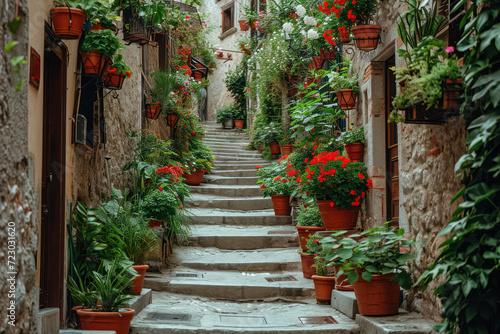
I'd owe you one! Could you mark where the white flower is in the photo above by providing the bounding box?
[282,22,294,34]
[307,29,319,40]
[304,16,317,26]
[300,29,307,36]
[296,5,306,17]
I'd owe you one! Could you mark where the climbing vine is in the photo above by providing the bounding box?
[4,16,26,91]
[416,1,500,333]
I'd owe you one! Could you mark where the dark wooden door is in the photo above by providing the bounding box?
[40,26,67,323]
[385,55,399,226]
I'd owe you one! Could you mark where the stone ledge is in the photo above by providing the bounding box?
[331,290,359,319]
[39,308,59,334]
[126,288,153,315]
[356,312,438,334]
[219,27,238,40]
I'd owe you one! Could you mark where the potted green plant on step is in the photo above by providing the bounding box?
[295,202,325,252]
[300,232,323,279]
[80,29,123,76]
[257,159,294,216]
[311,252,336,304]
[340,127,364,162]
[216,105,236,129]
[233,106,246,129]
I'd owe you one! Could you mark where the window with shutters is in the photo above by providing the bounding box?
[221,2,234,33]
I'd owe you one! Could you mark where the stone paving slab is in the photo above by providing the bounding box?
[186,194,272,210]
[210,151,262,158]
[213,156,269,163]
[204,175,259,185]
[189,184,263,197]
[356,312,437,334]
[187,208,292,226]
[212,164,270,171]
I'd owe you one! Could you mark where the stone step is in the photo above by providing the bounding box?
[210,169,258,177]
[209,147,259,154]
[187,208,291,226]
[126,288,153,316]
[130,292,359,334]
[212,164,269,171]
[204,130,249,136]
[171,247,301,271]
[205,144,251,150]
[213,156,268,163]
[189,184,263,197]
[204,136,250,142]
[204,175,258,185]
[186,194,272,210]
[203,139,250,145]
[356,312,437,334]
[209,151,262,158]
[144,270,313,299]
[187,224,298,249]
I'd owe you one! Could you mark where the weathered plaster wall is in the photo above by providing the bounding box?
[0,1,39,333]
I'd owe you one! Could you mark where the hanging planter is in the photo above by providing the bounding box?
[312,275,337,304]
[238,20,250,31]
[80,51,108,76]
[270,195,291,215]
[102,73,125,90]
[145,104,162,120]
[353,274,400,316]
[352,25,382,51]
[336,89,357,109]
[122,8,150,44]
[269,142,280,155]
[234,119,244,129]
[167,114,179,127]
[316,200,359,230]
[296,226,326,252]
[183,170,204,186]
[320,47,336,59]
[442,78,463,109]
[404,103,460,125]
[345,143,364,162]
[339,36,352,44]
[131,265,149,295]
[280,144,294,156]
[50,7,87,40]
[299,252,316,279]
[308,56,326,70]
[192,63,207,80]
[178,45,192,55]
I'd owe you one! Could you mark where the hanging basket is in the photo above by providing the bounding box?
[308,56,326,70]
[238,20,249,31]
[178,45,192,55]
[167,114,179,127]
[336,89,357,109]
[145,104,162,120]
[320,47,336,59]
[80,51,108,76]
[352,25,382,51]
[442,78,463,109]
[102,73,125,90]
[339,35,352,44]
[50,7,87,40]
[122,8,151,44]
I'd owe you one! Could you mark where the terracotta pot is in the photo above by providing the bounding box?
[234,119,244,129]
[50,8,86,39]
[336,89,357,109]
[270,195,291,215]
[81,51,108,76]
[238,20,250,31]
[223,118,234,129]
[183,170,204,186]
[312,275,337,304]
[295,226,326,252]
[167,114,179,127]
[71,305,83,329]
[192,63,207,80]
[241,44,252,55]
[178,45,192,55]
[289,12,299,19]
[148,219,163,228]
[351,25,382,51]
[339,36,352,44]
[131,264,149,295]
[320,47,336,59]
[269,142,280,155]
[102,73,125,90]
[334,265,353,291]
[309,56,326,70]
[77,308,135,334]
[145,105,162,120]
[344,143,364,162]
[353,274,400,315]
[316,200,360,230]
[443,78,462,109]
[299,252,316,279]
[280,144,294,156]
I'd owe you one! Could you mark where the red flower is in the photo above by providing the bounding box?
[156,101,160,105]
[178,206,183,209]
[108,68,118,73]
[350,190,356,195]
[358,172,365,180]
[255,165,262,169]
[273,176,282,181]
[330,201,335,207]
[192,131,196,135]
[158,187,163,191]
[260,185,266,189]
[313,239,319,243]
[367,179,373,187]
[125,71,132,78]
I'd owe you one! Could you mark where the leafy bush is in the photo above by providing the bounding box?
[256,159,295,197]
[216,105,236,124]
[329,72,359,93]
[303,232,324,255]
[80,29,123,58]
[224,62,247,108]
[142,189,178,222]
[340,127,364,145]
[296,203,323,227]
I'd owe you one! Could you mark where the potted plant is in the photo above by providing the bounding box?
[233,107,246,129]
[102,54,132,90]
[182,152,213,186]
[297,150,371,230]
[299,232,323,279]
[340,127,364,162]
[335,0,380,50]
[256,160,294,216]
[50,0,89,39]
[295,203,325,252]
[216,105,236,129]
[279,131,295,156]
[80,29,122,76]
[257,122,284,155]
[335,223,415,316]
[117,0,152,44]
[311,254,336,304]
[328,60,359,110]
[142,188,180,223]
[239,6,259,30]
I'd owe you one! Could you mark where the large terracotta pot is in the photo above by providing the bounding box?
[353,274,400,315]
[269,142,280,155]
[334,265,354,291]
[77,308,135,334]
[312,275,337,304]
[316,200,360,230]
[280,144,294,156]
[270,195,291,215]
[299,252,316,279]
[50,8,86,39]
[238,20,250,31]
[351,25,382,51]
[81,51,108,76]
[344,143,364,162]
[234,119,244,129]
[336,89,357,109]
[131,264,149,295]
[295,226,326,252]
[183,170,204,186]
[443,78,462,109]
[309,56,326,70]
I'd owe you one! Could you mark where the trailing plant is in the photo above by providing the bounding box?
[296,202,324,227]
[340,127,364,145]
[109,54,132,77]
[4,16,26,91]
[80,29,123,57]
[256,158,294,197]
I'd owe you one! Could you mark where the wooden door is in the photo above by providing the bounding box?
[40,26,67,323]
[385,55,399,226]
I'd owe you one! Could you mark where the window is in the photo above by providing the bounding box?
[221,2,234,33]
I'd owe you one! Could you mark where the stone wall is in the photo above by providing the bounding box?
[0,0,39,333]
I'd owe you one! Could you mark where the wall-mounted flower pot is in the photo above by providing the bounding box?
[102,73,125,90]
[270,194,291,215]
[299,252,316,279]
[352,25,382,51]
[50,8,87,39]
[131,264,149,295]
[295,226,326,252]
[122,8,150,44]
[312,275,337,304]
[80,51,108,76]
[183,170,204,186]
[223,118,234,129]
[339,35,352,44]
[316,200,359,230]
[320,47,336,59]
[234,119,244,129]
[443,78,462,109]
[308,56,326,70]
[269,141,280,155]
[353,274,400,315]
[178,45,192,55]
[167,114,179,127]
[77,308,135,334]
[334,265,353,291]
[336,89,357,109]
[404,103,459,125]
[344,143,364,162]
[238,20,250,31]
[145,104,162,120]
[280,144,294,156]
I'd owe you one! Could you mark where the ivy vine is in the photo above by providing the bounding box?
[4,16,26,91]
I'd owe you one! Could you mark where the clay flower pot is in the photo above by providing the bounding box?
[312,275,337,304]
[308,56,326,70]
[289,11,299,19]
[167,114,179,127]
[102,73,125,90]
[223,118,234,129]
[353,274,400,315]
[351,25,382,51]
[178,45,192,55]
[234,119,244,129]
[145,104,162,120]
[339,35,352,44]
[316,200,360,230]
[238,20,250,31]
[336,89,357,109]
[81,51,108,76]
[131,264,149,295]
[299,252,316,279]
[280,144,294,156]
[148,219,163,228]
[344,143,364,162]
[77,308,135,334]
[334,265,353,291]
[50,7,87,39]
[443,78,462,109]
[269,142,280,155]
[270,194,291,215]
[295,226,326,252]
[183,170,204,186]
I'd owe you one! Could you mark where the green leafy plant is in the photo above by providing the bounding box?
[256,159,294,197]
[109,54,132,77]
[329,71,359,93]
[296,202,323,227]
[80,29,123,57]
[312,255,329,276]
[142,189,179,222]
[340,127,364,144]
[4,17,26,91]
[303,232,324,256]
[253,122,284,144]
[216,105,236,124]
[150,71,184,112]
[225,62,247,109]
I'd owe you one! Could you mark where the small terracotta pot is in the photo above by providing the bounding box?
[312,275,337,304]
[309,56,326,70]
[81,51,108,76]
[289,12,299,19]
[295,226,326,252]
[336,89,357,109]
[238,20,249,31]
[351,25,382,51]
[280,144,294,156]
[339,35,352,44]
[167,114,179,127]
[353,274,400,315]
[234,119,244,129]
[270,194,291,215]
[77,308,135,334]
[344,143,364,162]
[334,265,353,291]
[102,73,125,90]
[50,7,86,39]
[299,252,316,279]
[131,264,149,295]
[443,78,462,109]
[183,170,204,186]
[145,105,162,120]
[316,200,360,230]
[269,142,280,155]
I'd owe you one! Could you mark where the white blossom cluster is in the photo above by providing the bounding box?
[303,16,317,26]
[295,5,306,17]
[282,22,294,34]
[307,29,319,40]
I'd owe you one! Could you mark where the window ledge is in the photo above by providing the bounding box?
[219,27,237,40]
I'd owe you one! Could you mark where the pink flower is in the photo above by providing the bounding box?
[302,39,307,42]
[202,23,207,26]
[198,81,201,84]
[445,46,455,53]
[247,88,251,91]
[259,11,264,14]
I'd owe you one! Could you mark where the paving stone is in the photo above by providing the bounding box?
[187,208,292,226]
[189,185,263,197]
[186,194,273,210]
[356,311,437,333]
